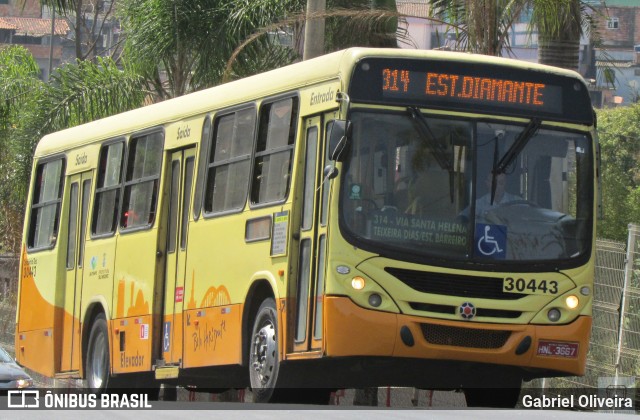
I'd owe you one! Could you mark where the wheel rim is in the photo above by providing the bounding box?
[90,331,107,389]
[251,320,277,387]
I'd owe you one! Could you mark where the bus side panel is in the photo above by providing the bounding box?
[111,229,159,374]
[111,314,153,372]
[182,215,249,369]
[182,304,242,367]
[81,238,118,371]
[15,247,58,376]
[183,209,285,368]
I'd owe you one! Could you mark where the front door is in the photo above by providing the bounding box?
[291,115,331,353]
[61,171,92,372]
[162,148,196,364]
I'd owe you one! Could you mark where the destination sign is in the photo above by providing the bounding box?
[348,57,594,125]
[382,68,559,113]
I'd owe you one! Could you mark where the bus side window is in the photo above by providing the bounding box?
[192,117,211,220]
[92,141,124,236]
[251,97,298,205]
[27,158,65,250]
[204,107,255,214]
[120,131,164,230]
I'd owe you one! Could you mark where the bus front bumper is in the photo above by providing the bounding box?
[324,296,591,377]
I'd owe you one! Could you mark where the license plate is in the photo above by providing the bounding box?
[536,340,579,358]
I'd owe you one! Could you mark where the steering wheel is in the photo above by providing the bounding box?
[499,199,539,208]
[354,198,379,212]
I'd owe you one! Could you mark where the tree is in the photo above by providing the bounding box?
[117,0,304,99]
[41,0,120,61]
[325,0,400,50]
[0,46,42,253]
[0,0,413,253]
[226,0,408,77]
[0,45,147,252]
[531,0,586,71]
[427,0,596,72]
[426,0,527,56]
[595,104,640,241]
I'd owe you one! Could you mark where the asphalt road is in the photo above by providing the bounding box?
[4,408,636,420]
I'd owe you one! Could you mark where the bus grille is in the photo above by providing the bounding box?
[386,268,527,300]
[409,302,522,319]
[420,324,511,349]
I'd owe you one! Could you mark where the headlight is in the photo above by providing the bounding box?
[16,378,32,388]
[565,295,579,309]
[351,276,365,290]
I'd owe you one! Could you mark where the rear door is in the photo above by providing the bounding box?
[161,148,196,364]
[61,171,92,372]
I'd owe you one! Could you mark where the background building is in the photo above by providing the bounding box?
[592,0,640,106]
[1,0,120,80]
[0,0,70,80]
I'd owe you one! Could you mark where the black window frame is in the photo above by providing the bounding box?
[27,156,66,252]
[91,138,125,238]
[78,179,91,267]
[203,105,257,217]
[250,95,299,207]
[119,129,165,232]
[192,117,211,221]
[66,182,79,270]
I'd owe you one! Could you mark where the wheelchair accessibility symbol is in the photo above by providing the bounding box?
[163,322,171,352]
[475,223,507,259]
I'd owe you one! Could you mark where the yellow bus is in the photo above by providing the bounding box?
[16,48,598,406]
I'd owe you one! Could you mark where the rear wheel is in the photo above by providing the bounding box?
[85,314,159,398]
[249,298,280,403]
[86,314,113,392]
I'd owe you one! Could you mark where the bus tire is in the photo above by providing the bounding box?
[86,314,115,392]
[249,298,280,403]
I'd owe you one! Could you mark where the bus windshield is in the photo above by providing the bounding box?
[340,109,592,265]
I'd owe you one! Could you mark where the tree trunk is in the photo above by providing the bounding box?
[537,0,581,72]
[538,37,580,71]
[75,0,84,60]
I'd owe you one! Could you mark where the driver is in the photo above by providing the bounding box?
[460,172,520,220]
[475,172,520,216]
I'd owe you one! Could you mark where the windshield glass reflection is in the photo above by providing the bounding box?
[340,110,592,264]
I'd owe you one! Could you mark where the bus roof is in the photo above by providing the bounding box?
[35,48,587,157]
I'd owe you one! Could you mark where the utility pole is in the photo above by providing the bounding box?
[48,7,56,80]
[303,0,326,60]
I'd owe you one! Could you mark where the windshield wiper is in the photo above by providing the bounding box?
[494,118,541,175]
[407,107,455,202]
[489,118,541,204]
[407,107,453,172]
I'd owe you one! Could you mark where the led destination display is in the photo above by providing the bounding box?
[382,68,556,111]
[349,57,594,124]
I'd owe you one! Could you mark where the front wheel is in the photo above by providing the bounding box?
[249,298,280,403]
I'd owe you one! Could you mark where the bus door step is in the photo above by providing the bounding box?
[155,366,180,380]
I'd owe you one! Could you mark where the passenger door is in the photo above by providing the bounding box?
[61,171,92,372]
[291,115,330,353]
[161,148,196,364]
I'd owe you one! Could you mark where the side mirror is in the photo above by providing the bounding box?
[328,119,351,162]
